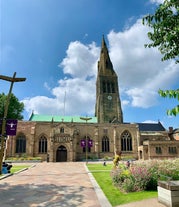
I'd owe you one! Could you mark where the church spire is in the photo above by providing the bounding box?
[95,36,123,123]
[98,36,115,75]
[101,35,106,49]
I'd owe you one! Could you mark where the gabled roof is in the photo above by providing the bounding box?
[137,122,166,131]
[29,113,97,123]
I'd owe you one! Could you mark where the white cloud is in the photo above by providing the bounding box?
[59,41,99,79]
[23,41,99,117]
[23,18,179,117]
[23,96,62,115]
[108,19,179,108]
[51,77,96,116]
[126,88,158,108]
[142,120,158,123]
[150,0,164,4]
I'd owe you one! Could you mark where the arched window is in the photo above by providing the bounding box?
[121,130,132,151]
[82,136,91,153]
[39,135,47,153]
[102,136,110,152]
[60,127,64,133]
[16,135,26,153]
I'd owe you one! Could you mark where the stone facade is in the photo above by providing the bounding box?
[6,121,139,162]
[5,36,179,162]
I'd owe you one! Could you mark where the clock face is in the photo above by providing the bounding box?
[107,95,112,100]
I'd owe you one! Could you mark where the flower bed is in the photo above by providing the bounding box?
[111,159,179,193]
[5,156,42,162]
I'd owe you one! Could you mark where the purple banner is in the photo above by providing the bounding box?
[81,139,93,147]
[0,119,18,136]
[88,140,93,147]
[81,140,86,147]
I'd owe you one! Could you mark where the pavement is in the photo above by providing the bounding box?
[0,162,166,207]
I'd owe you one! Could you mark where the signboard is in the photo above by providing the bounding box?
[0,119,18,136]
[52,133,72,143]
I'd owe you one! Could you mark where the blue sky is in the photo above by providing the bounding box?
[1,0,179,129]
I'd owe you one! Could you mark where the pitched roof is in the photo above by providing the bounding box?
[29,113,97,123]
[29,114,166,132]
[137,122,166,131]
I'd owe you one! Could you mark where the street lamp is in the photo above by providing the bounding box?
[80,116,92,164]
[0,72,26,174]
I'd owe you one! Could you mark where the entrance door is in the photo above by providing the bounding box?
[56,145,67,162]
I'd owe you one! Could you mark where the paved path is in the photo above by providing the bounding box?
[0,162,104,207]
[115,198,165,207]
[0,162,165,207]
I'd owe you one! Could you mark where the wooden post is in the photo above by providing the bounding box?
[0,72,26,174]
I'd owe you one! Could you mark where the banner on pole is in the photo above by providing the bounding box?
[80,139,86,147]
[88,140,93,147]
[80,139,93,147]
[0,119,18,136]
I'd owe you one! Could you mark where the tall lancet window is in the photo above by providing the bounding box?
[102,136,110,152]
[39,135,47,153]
[16,135,26,153]
[121,130,132,151]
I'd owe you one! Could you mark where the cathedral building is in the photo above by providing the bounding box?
[6,37,179,162]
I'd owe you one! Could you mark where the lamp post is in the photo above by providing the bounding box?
[80,116,92,164]
[0,72,26,174]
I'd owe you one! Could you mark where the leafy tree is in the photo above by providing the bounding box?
[158,89,179,116]
[0,93,24,120]
[142,0,179,63]
[143,0,179,116]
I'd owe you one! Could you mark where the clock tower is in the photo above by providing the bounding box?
[95,36,123,123]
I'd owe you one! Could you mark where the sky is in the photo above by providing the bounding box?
[1,0,179,130]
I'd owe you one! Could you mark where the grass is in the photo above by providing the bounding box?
[11,165,30,174]
[87,163,157,206]
[0,165,30,177]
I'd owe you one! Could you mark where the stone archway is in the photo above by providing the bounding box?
[56,145,67,162]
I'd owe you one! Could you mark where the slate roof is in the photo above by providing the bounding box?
[137,122,166,131]
[29,113,97,123]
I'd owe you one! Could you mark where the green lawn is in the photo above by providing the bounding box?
[87,163,157,206]
[11,165,30,174]
[0,165,30,176]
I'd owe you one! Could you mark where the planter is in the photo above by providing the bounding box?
[158,181,179,207]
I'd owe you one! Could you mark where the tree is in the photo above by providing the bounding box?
[143,0,179,63]
[143,0,179,116]
[0,93,24,120]
[158,89,179,116]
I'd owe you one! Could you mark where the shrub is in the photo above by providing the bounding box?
[111,159,179,193]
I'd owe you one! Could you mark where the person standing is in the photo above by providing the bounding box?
[113,151,122,169]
